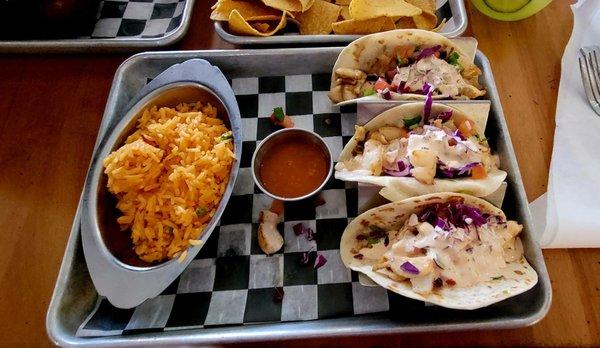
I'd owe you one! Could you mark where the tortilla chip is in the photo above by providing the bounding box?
[300,0,315,11]
[335,0,350,5]
[297,0,340,34]
[405,0,435,13]
[211,0,281,21]
[339,5,350,20]
[395,16,416,29]
[349,0,422,21]
[412,10,437,30]
[251,22,271,32]
[262,0,314,12]
[379,17,396,31]
[332,16,395,34]
[228,9,288,36]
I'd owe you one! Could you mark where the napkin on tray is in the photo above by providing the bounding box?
[530,0,600,248]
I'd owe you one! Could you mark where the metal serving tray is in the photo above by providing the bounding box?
[0,0,195,54]
[214,0,467,46]
[47,48,551,347]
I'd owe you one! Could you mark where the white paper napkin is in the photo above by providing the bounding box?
[530,0,600,248]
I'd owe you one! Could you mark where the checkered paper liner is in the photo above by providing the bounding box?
[88,0,186,39]
[77,73,428,337]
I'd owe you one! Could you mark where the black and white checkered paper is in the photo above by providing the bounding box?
[77,73,427,337]
[88,0,186,39]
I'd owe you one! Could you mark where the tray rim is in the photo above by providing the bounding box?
[0,0,196,54]
[213,0,467,46]
[46,47,552,347]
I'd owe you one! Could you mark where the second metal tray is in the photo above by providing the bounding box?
[0,0,195,54]
[214,0,467,46]
[46,47,551,346]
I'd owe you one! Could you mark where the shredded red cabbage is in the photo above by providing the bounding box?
[462,205,487,226]
[437,162,479,178]
[423,83,433,118]
[397,81,410,94]
[381,87,392,100]
[422,82,433,95]
[417,200,491,229]
[453,128,465,140]
[417,45,441,61]
[430,110,453,123]
[383,160,411,177]
[293,223,304,236]
[293,223,316,241]
[400,261,420,275]
[314,254,327,269]
[435,217,447,230]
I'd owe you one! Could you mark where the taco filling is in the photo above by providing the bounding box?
[329,44,485,103]
[350,198,524,295]
[336,107,498,185]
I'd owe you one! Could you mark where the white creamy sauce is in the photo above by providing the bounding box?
[392,55,468,97]
[407,127,481,168]
[382,138,408,171]
[342,127,483,175]
[360,212,524,294]
[342,139,384,174]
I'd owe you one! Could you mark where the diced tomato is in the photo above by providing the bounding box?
[386,69,396,80]
[270,114,295,128]
[458,119,474,138]
[395,45,416,59]
[269,113,278,123]
[374,78,390,92]
[270,199,284,215]
[279,115,295,128]
[471,164,487,179]
[452,113,466,128]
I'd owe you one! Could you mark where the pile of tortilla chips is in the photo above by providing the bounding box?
[210,0,441,36]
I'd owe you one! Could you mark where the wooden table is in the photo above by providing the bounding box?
[1,1,598,346]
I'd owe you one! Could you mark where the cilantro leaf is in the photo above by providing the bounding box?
[447,51,460,66]
[273,107,285,122]
[363,87,376,96]
[404,115,422,128]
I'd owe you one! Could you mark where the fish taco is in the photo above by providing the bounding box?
[339,193,538,310]
[328,29,486,104]
[335,101,506,201]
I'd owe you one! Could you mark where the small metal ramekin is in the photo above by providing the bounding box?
[251,128,333,202]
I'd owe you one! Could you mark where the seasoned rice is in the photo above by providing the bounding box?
[103,102,235,263]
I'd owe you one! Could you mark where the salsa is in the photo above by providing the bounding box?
[259,136,328,198]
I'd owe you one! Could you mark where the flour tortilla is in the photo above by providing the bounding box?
[335,102,507,201]
[330,29,483,105]
[339,193,538,310]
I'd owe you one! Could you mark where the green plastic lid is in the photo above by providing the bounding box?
[470,0,552,21]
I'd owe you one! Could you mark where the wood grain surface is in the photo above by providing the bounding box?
[0,0,598,346]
